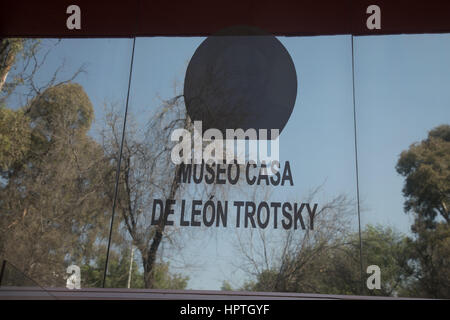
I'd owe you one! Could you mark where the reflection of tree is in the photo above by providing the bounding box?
[226,125,450,298]
[0,39,186,288]
[319,225,414,296]
[232,187,357,293]
[0,39,85,171]
[396,125,450,229]
[102,75,254,288]
[231,188,415,296]
[0,83,113,286]
[101,95,188,288]
[0,39,39,98]
[81,245,188,289]
[396,124,450,298]
[1,39,106,286]
[0,39,85,105]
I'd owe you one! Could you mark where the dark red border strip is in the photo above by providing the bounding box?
[1,0,450,37]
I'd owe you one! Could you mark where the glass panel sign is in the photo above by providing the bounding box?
[0,32,448,298]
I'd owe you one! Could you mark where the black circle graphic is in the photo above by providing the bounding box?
[184,25,297,139]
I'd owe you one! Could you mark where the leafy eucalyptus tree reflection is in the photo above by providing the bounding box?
[0,83,114,286]
[0,39,113,287]
[0,38,190,288]
[396,124,450,298]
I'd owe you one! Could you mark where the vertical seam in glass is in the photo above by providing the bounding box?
[102,37,136,288]
[351,35,364,295]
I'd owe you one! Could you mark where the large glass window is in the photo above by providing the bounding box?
[0,34,448,298]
